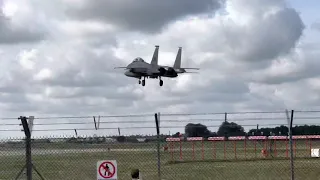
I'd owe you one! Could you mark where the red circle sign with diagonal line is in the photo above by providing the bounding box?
[98,161,116,178]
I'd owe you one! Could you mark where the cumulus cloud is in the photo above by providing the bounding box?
[0,0,320,138]
[64,0,224,33]
[0,0,47,44]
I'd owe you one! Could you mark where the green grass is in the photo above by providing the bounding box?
[1,140,320,179]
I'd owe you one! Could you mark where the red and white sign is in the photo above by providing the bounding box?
[208,137,225,141]
[248,136,267,140]
[268,136,288,140]
[292,135,307,139]
[97,160,117,180]
[187,137,203,141]
[308,135,320,139]
[166,138,181,142]
[229,136,246,140]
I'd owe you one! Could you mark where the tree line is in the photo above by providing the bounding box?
[172,121,320,138]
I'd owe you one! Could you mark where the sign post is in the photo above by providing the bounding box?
[97,160,117,180]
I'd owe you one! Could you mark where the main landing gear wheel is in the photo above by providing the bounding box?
[139,77,146,86]
[159,80,163,86]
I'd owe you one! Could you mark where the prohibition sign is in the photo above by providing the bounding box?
[98,161,116,178]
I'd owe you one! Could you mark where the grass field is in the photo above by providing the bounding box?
[1,140,320,179]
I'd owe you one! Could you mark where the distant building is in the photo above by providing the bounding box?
[105,138,117,143]
[137,138,146,143]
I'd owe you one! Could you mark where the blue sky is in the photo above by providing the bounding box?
[290,0,320,25]
[290,0,320,42]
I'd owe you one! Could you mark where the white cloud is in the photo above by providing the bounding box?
[1,0,320,139]
[18,49,37,70]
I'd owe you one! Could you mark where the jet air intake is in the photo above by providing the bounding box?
[158,67,178,78]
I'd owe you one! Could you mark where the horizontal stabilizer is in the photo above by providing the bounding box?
[181,68,200,70]
[184,72,199,73]
[114,67,128,69]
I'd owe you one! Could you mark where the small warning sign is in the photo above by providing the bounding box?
[97,160,117,180]
[311,149,319,158]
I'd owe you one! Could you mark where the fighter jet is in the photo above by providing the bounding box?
[114,45,165,86]
[114,45,199,87]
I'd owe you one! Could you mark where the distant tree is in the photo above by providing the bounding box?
[172,132,180,137]
[217,121,245,137]
[259,128,272,136]
[116,136,126,143]
[210,132,218,137]
[292,125,320,135]
[273,125,289,135]
[185,123,211,137]
[247,124,320,136]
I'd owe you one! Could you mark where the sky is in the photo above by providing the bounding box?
[1,0,320,139]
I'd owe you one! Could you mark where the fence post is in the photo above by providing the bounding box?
[286,110,295,180]
[155,112,161,180]
[16,116,45,180]
[20,116,32,180]
[224,112,227,122]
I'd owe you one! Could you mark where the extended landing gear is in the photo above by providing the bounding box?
[139,77,146,86]
[138,77,163,87]
[159,77,163,86]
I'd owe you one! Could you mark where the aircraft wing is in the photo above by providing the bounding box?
[114,66,156,75]
[114,67,128,69]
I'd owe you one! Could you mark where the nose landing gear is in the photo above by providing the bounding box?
[139,77,146,86]
[138,77,163,87]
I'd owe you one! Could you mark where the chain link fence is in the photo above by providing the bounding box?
[0,110,319,179]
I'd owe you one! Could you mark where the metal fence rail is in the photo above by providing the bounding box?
[0,110,320,179]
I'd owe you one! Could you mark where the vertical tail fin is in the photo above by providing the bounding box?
[151,45,159,65]
[173,47,182,69]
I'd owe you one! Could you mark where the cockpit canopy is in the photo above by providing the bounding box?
[133,57,145,62]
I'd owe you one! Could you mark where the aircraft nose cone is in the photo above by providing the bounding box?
[124,70,134,76]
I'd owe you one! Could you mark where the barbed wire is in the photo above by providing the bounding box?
[0,109,319,121]
[2,122,320,133]
[0,110,319,137]
[2,116,320,127]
